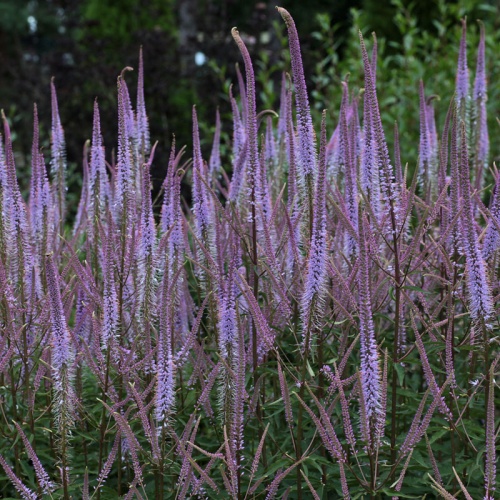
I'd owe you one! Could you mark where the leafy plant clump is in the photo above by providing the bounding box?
[0,7,497,499]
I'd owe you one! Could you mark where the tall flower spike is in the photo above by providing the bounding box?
[341,82,359,261]
[29,103,40,229]
[29,104,49,257]
[359,31,395,211]
[231,28,259,221]
[227,86,247,202]
[0,456,38,500]
[300,110,328,352]
[101,222,119,351]
[136,47,150,157]
[155,264,176,424]
[13,421,55,494]
[88,100,109,244]
[265,115,277,172]
[45,254,74,380]
[217,241,244,452]
[277,72,288,145]
[360,62,381,219]
[370,32,378,85]
[448,108,460,252]
[277,7,317,182]
[458,121,493,326]
[161,138,185,260]
[115,68,136,224]
[235,62,248,126]
[192,106,214,261]
[3,111,32,286]
[455,19,469,106]
[358,213,382,445]
[50,78,67,237]
[418,81,430,190]
[473,21,488,192]
[45,253,75,448]
[286,87,302,281]
[209,108,221,177]
[139,145,157,267]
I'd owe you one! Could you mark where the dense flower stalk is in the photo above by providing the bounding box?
[357,214,382,445]
[209,108,222,177]
[0,456,37,500]
[455,19,469,107]
[231,28,260,224]
[3,112,32,288]
[101,223,119,350]
[50,79,67,237]
[136,47,150,157]
[342,83,359,261]
[88,100,109,243]
[300,111,328,351]
[192,106,215,272]
[473,21,488,191]
[155,270,176,424]
[277,7,316,182]
[359,32,395,212]
[458,121,493,326]
[115,69,136,225]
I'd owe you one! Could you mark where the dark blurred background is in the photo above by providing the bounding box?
[1,0,498,200]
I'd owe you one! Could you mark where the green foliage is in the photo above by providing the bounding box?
[81,0,176,43]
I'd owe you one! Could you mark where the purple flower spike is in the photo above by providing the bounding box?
[358,214,382,446]
[370,32,378,85]
[341,82,359,261]
[161,139,184,261]
[458,121,493,326]
[45,254,74,381]
[209,108,222,177]
[418,80,437,195]
[278,7,317,184]
[13,422,55,494]
[115,69,137,223]
[0,455,38,500]
[139,146,157,265]
[89,100,109,240]
[265,115,276,167]
[136,47,150,156]
[29,104,50,254]
[473,21,486,101]
[473,21,489,191]
[2,111,32,286]
[50,78,67,235]
[155,268,177,424]
[455,19,469,105]
[300,110,328,351]
[360,98,380,215]
[228,86,247,202]
[359,31,394,212]
[192,106,214,254]
[277,72,288,145]
[231,28,259,219]
[101,224,119,351]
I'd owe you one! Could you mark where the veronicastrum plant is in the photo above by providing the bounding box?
[0,6,498,500]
